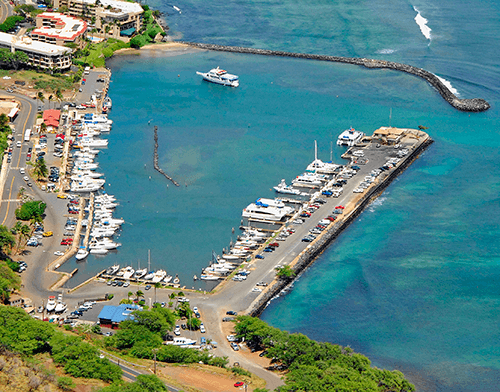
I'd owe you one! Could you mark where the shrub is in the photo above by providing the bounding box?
[57,376,76,391]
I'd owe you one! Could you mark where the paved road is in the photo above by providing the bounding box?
[0,0,12,24]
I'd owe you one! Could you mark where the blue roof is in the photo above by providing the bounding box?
[120,28,136,37]
[98,304,142,324]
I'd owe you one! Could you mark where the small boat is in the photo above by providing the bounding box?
[273,179,301,195]
[152,269,167,283]
[337,127,365,146]
[196,66,239,87]
[75,248,89,261]
[134,268,147,279]
[173,275,180,284]
[143,271,154,280]
[164,275,173,284]
[122,266,135,280]
[106,264,120,275]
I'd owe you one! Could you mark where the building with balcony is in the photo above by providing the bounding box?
[32,12,87,48]
[0,32,72,70]
[53,0,143,38]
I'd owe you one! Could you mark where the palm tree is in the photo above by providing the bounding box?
[135,290,144,303]
[127,291,133,301]
[17,224,31,254]
[153,282,161,304]
[32,157,48,180]
[55,88,64,109]
[168,292,176,308]
[48,94,53,109]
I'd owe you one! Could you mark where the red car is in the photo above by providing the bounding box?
[335,205,345,209]
[234,382,244,387]
[269,242,279,248]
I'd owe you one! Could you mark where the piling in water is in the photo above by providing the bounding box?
[153,126,180,187]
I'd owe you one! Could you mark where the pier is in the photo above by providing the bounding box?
[182,42,490,112]
[153,125,180,186]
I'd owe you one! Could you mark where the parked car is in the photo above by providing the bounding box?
[230,342,239,351]
[226,310,237,315]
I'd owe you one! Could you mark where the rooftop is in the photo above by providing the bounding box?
[0,32,72,56]
[98,303,142,324]
[33,12,87,41]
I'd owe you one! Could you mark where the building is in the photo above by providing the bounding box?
[43,109,61,129]
[53,0,143,38]
[0,97,20,121]
[98,303,142,329]
[0,32,72,70]
[32,12,87,48]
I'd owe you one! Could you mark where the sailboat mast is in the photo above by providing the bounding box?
[148,249,151,271]
[314,140,318,161]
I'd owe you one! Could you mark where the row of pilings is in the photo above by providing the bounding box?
[153,126,180,187]
[181,42,490,112]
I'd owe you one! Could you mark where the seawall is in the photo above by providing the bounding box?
[247,136,434,317]
[181,42,490,112]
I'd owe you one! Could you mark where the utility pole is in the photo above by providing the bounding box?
[152,348,159,374]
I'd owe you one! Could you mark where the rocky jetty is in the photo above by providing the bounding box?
[183,42,490,112]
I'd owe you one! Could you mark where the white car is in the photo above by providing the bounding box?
[200,323,206,333]
[226,335,237,342]
[19,168,25,174]
[251,287,262,293]
[177,297,190,303]
[23,176,29,182]
[193,306,199,313]
[54,251,64,256]
[174,325,180,336]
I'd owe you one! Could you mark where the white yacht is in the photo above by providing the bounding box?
[242,199,294,221]
[134,268,147,279]
[200,274,222,281]
[273,179,301,195]
[71,182,102,192]
[337,127,365,146]
[80,138,108,148]
[90,247,108,254]
[89,239,120,250]
[196,66,239,87]
[143,271,154,280]
[55,302,67,313]
[166,337,197,346]
[72,170,103,178]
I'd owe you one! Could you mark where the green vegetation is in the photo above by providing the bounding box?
[0,113,11,160]
[0,259,21,303]
[129,9,162,48]
[14,4,43,19]
[74,39,130,67]
[0,15,24,33]
[0,307,122,383]
[234,316,415,392]
[276,265,296,279]
[57,376,76,391]
[101,374,169,392]
[31,156,48,180]
[14,200,46,222]
[0,48,29,71]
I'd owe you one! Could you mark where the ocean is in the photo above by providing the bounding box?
[60,0,500,390]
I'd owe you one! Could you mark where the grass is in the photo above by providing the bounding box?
[75,39,130,68]
[3,70,76,93]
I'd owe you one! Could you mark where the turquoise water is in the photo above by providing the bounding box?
[61,0,500,390]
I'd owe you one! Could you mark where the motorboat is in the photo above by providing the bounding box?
[164,275,173,283]
[166,337,197,346]
[46,296,57,312]
[89,239,120,250]
[243,228,266,238]
[196,66,239,87]
[122,266,135,279]
[55,302,67,313]
[80,138,108,148]
[222,254,244,260]
[143,271,154,280]
[90,247,108,254]
[75,247,89,260]
[152,269,167,283]
[200,274,222,281]
[273,179,301,195]
[106,264,120,275]
[337,127,365,146]
[72,170,103,178]
[134,268,148,279]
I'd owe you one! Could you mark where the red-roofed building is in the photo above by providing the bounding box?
[43,109,61,129]
[32,12,87,48]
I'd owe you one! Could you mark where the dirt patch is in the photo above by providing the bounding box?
[159,364,262,392]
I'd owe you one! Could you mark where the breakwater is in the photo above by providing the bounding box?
[181,42,490,112]
[246,136,434,317]
[153,125,180,187]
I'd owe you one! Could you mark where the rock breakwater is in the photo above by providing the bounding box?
[182,42,490,112]
[153,126,180,187]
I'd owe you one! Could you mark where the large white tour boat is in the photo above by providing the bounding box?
[196,67,239,87]
[337,127,365,146]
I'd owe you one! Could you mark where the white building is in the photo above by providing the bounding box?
[0,32,72,70]
[32,12,87,48]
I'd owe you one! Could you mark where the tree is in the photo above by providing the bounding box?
[0,260,21,302]
[0,225,15,254]
[31,157,48,180]
[100,374,168,392]
[276,265,296,279]
[48,94,53,109]
[37,91,45,107]
[11,51,29,70]
[40,122,47,134]
[186,317,201,331]
[14,200,46,222]
[135,290,144,302]
[55,88,64,107]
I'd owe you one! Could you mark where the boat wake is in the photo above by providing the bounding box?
[436,75,460,96]
[413,6,432,42]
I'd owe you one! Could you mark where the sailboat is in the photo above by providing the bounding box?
[306,140,339,174]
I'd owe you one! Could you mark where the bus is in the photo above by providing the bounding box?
[24,128,31,142]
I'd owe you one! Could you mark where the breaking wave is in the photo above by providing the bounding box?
[436,75,459,96]
[413,6,432,41]
[376,48,396,54]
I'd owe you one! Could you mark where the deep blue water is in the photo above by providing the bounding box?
[61,0,500,390]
